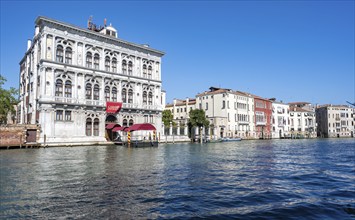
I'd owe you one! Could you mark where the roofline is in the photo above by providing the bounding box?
[35,16,165,56]
[288,102,311,105]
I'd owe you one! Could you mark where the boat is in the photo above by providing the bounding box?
[114,123,159,147]
[122,140,158,147]
[220,137,242,142]
[206,139,222,143]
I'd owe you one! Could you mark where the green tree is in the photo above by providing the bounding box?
[188,109,210,128]
[188,109,210,140]
[162,109,174,127]
[0,76,18,124]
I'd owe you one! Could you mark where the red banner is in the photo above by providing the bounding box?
[106,102,122,113]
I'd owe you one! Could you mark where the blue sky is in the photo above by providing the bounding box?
[1,1,354,105]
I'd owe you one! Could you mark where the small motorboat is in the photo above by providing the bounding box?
[220,137,242,142]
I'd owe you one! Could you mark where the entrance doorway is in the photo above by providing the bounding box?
[220,128,224,138]
[26,129,37,143]
[106,115,118,141]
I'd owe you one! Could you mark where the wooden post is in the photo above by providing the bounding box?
[20,134,22,148]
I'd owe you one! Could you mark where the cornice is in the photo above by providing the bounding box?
[35,16,165,57]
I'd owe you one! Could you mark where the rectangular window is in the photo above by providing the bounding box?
[144,115,148,123]
[206,103,208,110]
[65,111,72,121]
[56,110,63,121]
[149,115,154,123]
[93,121,99,136]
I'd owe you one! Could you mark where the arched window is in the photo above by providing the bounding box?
[148,65,152,79]
[122,60,127,74]
[65,47,72,64]
[128,61,133,75]
[56,45,63,63]
[148,92,153,105]
[143,64,147,78]
[93,84,100,100]
[94,54,100,69]
[105,56,110,71]
[129,119,134,126]
[112,87,117,102]
[86,52,92,68]
[86,118,92,136]
[128,89,133,104]
[143,91,147,104]
[122,88,127,103]
[112,58,117,72]
[55,79,63,96]
[105,86,110,101]
[93,118,99,136]
[86,83,92,99]
[123,119,128,127]
[64,80,72,98]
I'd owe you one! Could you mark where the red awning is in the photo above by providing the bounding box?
[105,124,120,129]
[112,126,128,132]
[127,123,156,131]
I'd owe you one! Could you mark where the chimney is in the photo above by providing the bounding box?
[27,39,32,50]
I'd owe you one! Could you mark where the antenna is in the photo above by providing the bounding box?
[104,18,107,27]
[88,16,93,29]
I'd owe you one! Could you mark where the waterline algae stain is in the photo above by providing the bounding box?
[1,139,354,219]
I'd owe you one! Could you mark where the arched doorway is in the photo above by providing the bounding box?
[105,115,118,141]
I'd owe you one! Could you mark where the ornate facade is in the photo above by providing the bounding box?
[18,16,165,145]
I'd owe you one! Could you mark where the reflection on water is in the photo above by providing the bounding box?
[1,139,354,219]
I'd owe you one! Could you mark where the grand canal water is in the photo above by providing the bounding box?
[1,139,354,219]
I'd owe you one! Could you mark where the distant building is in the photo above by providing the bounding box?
[253,96,272,139]
[18,16,165,145]
[270,99,290,138]
[316,105,354,138]
[195,87,254,139]
[289,102,316,138]
[165,98,196,125]
[234,91,255,138]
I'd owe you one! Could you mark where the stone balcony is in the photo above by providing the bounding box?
[39,96,162,111]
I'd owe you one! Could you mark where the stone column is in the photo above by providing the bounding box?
[177,121,180,136]
[169,122,173,136]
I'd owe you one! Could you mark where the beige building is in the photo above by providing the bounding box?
[165,98,196,125]
[316,105,354,138]
[195,87,255,139]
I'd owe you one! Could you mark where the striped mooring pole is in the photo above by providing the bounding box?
[153,130,156,141]
[127,131,131,146]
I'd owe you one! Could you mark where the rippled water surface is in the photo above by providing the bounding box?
[1,139,355,219]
